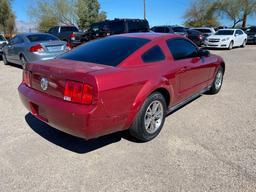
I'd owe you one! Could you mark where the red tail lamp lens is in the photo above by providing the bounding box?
[64,81,93,104]
[29,44,43,52]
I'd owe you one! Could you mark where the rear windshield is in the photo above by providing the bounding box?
[27,34,59,42]
[0,35,6,41]
[247,27,256,33]
[194,29,212,33]
[215,30,234,35]
[61,26,79,32]
[60,36,150,66]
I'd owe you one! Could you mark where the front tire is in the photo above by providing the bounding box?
[228,41,234,50]
[129,92,167,142]
[208,67,224,94]
[2,53,9,65]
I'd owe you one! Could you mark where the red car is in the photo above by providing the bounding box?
[18,33,225,141]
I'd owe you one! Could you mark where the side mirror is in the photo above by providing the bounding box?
[198,48,210,57]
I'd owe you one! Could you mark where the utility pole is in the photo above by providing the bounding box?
[144,0,146,20]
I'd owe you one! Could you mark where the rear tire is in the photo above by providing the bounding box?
[20,55,27,69]
[2,53,9,65]
[241,39,246,48]
[129,92,167,142]
[228,41,234,50]
[208,67,224,94]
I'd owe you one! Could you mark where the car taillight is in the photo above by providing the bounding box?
[22,70,31,87]
[29,44,43,52]
[64,80,93,105]
[70,33,76,41]
[66,42,72,50]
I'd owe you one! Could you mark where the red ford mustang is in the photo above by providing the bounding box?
[18,33,225,141]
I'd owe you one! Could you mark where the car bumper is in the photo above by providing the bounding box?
[26,51,67,62]
[205,41,229,48]
[18,83,121,139]
[247,37,256,44]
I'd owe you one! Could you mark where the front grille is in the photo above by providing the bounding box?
[209,39,220,43]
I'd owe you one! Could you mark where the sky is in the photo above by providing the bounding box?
[12,0,255,31]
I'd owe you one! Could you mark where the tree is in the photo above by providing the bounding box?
[240,0,256,27]
[184,0,219,27]
[76,0,106,29]
[0,0,15,35]
[217,0,256,27]
[28,0,78,31]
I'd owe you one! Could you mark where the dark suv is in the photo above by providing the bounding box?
[48,26,84,47]
[246,26,256,44]
[83,18,149,41]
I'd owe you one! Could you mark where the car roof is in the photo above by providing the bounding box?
[114,32,181,40]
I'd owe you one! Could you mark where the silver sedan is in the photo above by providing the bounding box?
[2,33,70,68]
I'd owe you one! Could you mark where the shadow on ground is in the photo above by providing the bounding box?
[25,113,140,154]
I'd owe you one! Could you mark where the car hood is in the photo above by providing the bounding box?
[208,35,233,39]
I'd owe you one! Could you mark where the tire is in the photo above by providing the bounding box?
[129,92,167,142]
[228,41,234,50]
[241,39,246,48]
[20,55,27,69]
[2,53,9,65]
[208,67,224,94]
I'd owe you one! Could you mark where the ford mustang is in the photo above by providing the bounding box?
[18,33,225,141]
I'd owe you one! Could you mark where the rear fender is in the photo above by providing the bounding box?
[124,76,173,129]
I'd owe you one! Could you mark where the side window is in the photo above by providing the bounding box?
[167,39,198,60]
[235,30,240,35]
[238,30,243,35]
[109,21,125,34]
[142,46,165,63]
[9,36,19,45]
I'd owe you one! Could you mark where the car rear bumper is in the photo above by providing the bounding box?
[18,83,121,139]
[247,37,256,44]
[26,51,67,62]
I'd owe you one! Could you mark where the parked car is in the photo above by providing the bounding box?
[83,18,149,41]
[191,27,216,38]
[48,26,84,48]
[205,29,247,49]
[186,29,205,46]
[151,26,174,33]
[0,34,8,56]
[151,25,187,37]
[246,26,256,44]
[19,33,225,142]
[2,33,70,68]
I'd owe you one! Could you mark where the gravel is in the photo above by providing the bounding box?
[1,46,256,192]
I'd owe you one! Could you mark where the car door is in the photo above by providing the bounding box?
[234,30,243,46]
[11,36,25,62]
[166,38,212,99]
[5,36,19,61]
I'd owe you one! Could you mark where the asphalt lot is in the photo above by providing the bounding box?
[1,46,256,192]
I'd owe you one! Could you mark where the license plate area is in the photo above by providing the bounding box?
[46,45,63,52]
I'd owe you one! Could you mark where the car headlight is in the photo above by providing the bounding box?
[222,38,230,41]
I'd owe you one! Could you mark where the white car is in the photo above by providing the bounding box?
[205,29,247,50]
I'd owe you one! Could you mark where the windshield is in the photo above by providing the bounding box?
[215,30,234,35]
[61,26,78,32]
[27,34,59,42]
[247,27,256,33]
[0,35,6,41]
[60,36,150,66]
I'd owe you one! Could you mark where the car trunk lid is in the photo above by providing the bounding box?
[28,59,110,99]
[38,40,67,53]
